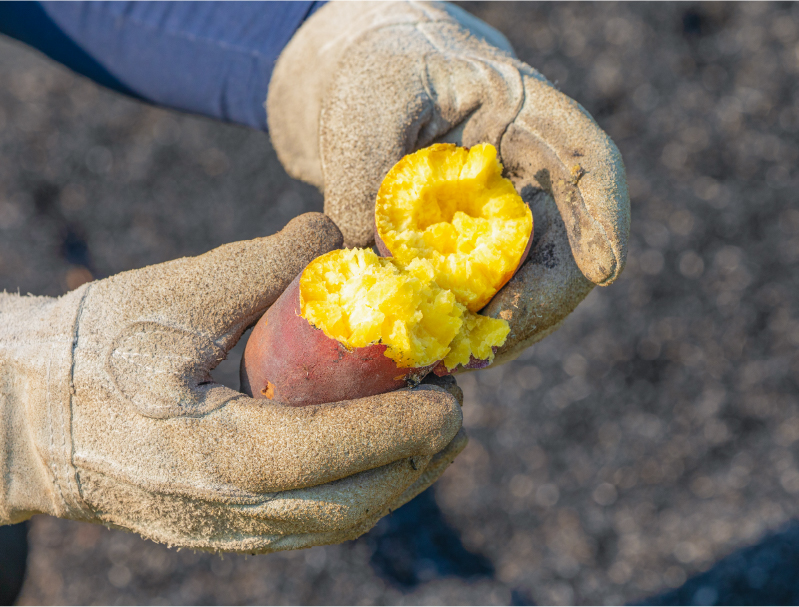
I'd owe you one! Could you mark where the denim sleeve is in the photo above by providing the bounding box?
[0,1,325,131]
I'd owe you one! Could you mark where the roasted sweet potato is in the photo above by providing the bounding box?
[241,249,508,405]
[240,273,435,406]
[242,143,533,405]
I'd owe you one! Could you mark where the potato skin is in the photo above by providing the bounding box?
[241,274,434,406]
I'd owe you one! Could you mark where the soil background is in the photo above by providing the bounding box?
[2,2,799,605]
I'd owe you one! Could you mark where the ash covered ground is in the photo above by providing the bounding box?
[2,2,798,605]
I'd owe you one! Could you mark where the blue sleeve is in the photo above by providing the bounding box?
[0,1,326,131]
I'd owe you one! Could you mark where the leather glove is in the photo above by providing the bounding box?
[0,213,465,552]
[268,1,631,364]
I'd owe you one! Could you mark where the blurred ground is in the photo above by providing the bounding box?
[1,2,798,605]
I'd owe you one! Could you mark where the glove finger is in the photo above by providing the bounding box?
[319,31,433,248]
[79,452,433,553]
[479,187,594,366]
[75,385,462,499]
[248,427,469,553]
[95,212,342,351]
[94,429,468,553]
[500,73,630,286]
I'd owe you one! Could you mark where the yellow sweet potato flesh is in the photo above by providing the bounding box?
[375,143,533,312]
[300,248,509,370]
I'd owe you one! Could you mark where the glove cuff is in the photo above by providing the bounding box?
[0,287,90,523]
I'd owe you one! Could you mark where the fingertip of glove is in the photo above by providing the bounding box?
[410,383,457,403]
[283,213,344,252]
[579,237,623,286]
[577,183,630,287]
[419,373,464,407]
[411,384,448,396]
[408,383,446,401]
[409,384,463,446]
[582,141,630,287]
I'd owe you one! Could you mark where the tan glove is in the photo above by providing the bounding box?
[0,213,465,552]
[268,1,630,363]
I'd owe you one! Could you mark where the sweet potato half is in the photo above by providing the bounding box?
[240,269,434,407]
[242,143,532,406]
[375,143,534,312]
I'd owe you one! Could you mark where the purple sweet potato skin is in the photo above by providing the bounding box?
[241,274,433,406]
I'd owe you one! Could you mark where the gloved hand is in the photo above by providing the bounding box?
[0,213,465,552]
[268,1,630,364]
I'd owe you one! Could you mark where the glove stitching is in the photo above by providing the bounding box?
[489,62,527,168]
[408,1,461,28]
[44,331,66,515]
[48,284,92,519]
[106,319,239,419]
[65,284,93,518]
[44,300,72,517]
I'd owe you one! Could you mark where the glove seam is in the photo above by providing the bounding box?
[57,284,93,518]
[45,331,65,515]
[494,66,525,171]
[408,1,451,24]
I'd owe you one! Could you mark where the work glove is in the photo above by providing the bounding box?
[268,1,630,364]
[0,213,465,552]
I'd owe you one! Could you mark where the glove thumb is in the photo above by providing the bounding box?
[188,212,345,348]
[100,212,344,353]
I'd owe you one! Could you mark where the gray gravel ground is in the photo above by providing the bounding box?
[2,2,798,605]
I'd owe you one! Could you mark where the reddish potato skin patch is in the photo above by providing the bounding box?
[374,230,391,258]
[241,274,435,406]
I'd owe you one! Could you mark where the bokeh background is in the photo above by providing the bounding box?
[1,2,798,604]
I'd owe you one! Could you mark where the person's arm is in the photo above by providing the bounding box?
[0,1,325,130]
